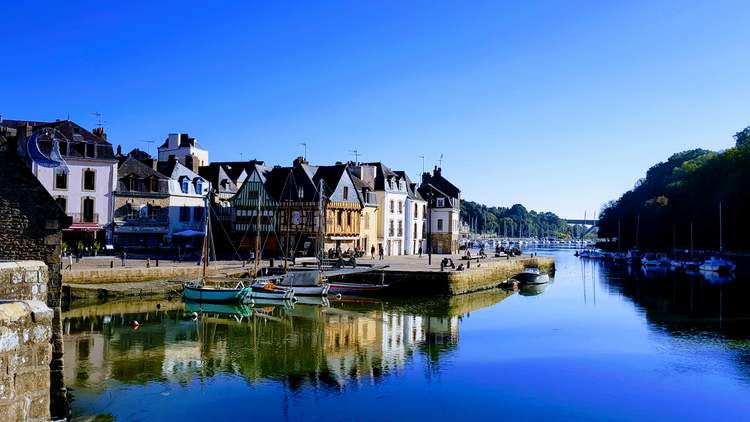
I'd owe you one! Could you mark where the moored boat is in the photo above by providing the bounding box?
[183,280,247,303]
[328,282,390,296]
[278,270,330,296]
[699,256,736,274]
[246,279,295,300]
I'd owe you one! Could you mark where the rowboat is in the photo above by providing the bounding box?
[278,270,330,297]
[183,280,247,303]
[328,282,390,296]
[246,280,295,300]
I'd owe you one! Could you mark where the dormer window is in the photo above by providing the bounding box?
[148,177,159,192]
[194,179,203,194]
[436,198,445,208]
[298,187,304,198]
[181,177,190,194]
[127,175,139,191]
[85,143,95,158]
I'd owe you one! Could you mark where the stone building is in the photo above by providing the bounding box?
[0,132,71,419]
[348,168,379,255]
[158,157,210,250]
[112,156,171,250]
[395,171,427,255]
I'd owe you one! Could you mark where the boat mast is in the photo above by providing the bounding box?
[254,186,261,276]
[284,173,291,272]
[617,219,621,252]
[202,195,210,279]
[672,224,676,257]
[719,201,723,254]
[317,178,325,271]
[690,221,694,259]
[635,215,640,250]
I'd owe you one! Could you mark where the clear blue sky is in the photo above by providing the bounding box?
[3,1,749,218]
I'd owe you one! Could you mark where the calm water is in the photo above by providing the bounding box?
[64,250,750,421]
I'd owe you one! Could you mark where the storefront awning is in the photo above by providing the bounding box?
[64,223,102,232]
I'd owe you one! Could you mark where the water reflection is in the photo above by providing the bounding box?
[63,289,514,399]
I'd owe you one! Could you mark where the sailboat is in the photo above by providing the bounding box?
[183,198,248,303]
[699,202,736,274]
[275,178,330,297]
[243,183,295,300]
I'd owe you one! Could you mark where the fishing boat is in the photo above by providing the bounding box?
[641,253,670,267]
[183,197,248,303]
[279,270,330,296]
[183,279,247,303]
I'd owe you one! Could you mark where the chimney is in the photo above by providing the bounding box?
[116,145,122,156]
[422,172,431,185]
[434,166,441,177]
[167,133,179,149]
[185,154,199,173]
[92,127,107,140]
[293,156,308,167]
[142,158,158,171]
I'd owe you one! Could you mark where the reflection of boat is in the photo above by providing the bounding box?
[294,296,330,307]
[642,253,670,267]
[184,301,253,317]
[699,270,736,284]
[328,282,390,296]
[183,280,247,303]
[699,257,736,274]
[519,283,549,296]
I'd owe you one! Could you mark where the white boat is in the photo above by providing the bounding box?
[669,260,685,269]
[277,270,330,297]
[699,256,736,274]
[513,267,550,285]
[641,253,670,267]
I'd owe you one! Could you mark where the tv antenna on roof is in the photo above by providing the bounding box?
[140,140,155,156]
[438,153,444,168]
[299,142,307,160]
[419,155,425,174]
[349,149,360,165]
[90,112,107,128]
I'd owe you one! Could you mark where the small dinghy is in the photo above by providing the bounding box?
[278,270,330,297]
[183,280,247,303]
[328,282,390,296]
[246,279,295,300]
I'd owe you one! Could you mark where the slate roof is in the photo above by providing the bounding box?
[1,119,115,159]
[117,157,169,193]
[394,170,424,201]
[360,162,399,190]
[159,133,204,150]
[127,148,152,161]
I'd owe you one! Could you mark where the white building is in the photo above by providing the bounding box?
[157,158,210,248]
[6,120,118,244]
[395,171,427,255]
[357,163,408,256]
[157,133,208,169]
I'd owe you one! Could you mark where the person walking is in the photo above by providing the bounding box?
[121,250,127,267]
[418,246,423,258]
[370,245,376,260]
[378,245,384,260]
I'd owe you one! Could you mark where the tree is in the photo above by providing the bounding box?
[734,126,750,149]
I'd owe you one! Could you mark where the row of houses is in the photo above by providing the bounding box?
[0,118,461,256]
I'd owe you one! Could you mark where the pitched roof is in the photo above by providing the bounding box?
[394,170,424,200]
[1,119,115,159]
[118,157,167,180]
[360,162,399,190]
[127,148,152,161]
[418,168,460,201]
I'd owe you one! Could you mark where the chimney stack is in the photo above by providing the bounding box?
[92,127,107,140]
[293,156,308,166]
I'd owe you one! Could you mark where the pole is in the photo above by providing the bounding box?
[617,219,621,252]
[201,195,209,279]
[318,179,325,269]
[719,201,723,253]
[427,189,432,265]
[254,186,261,276]
[690,221,694,259]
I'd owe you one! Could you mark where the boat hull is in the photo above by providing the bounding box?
[329,283,390,296]
[182,285,246,303]
[279,283,329,297]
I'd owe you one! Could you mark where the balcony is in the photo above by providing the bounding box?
[70,213,99,224]
[120,215,169,226]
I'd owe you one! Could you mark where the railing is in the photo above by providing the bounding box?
[69,213,99,224]
[120,215,169,226]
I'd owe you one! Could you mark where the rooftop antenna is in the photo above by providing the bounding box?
[438,153,444,168]
[140,140,155,156]
[240,152,244,161]
[299,142,307,160]
[419,155,425,174]
[349,149,360,165]
[90,112,106,128]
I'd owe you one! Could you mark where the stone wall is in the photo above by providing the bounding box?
[0,300,53,422]
[0,138,70,419]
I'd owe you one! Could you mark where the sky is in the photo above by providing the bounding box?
[2,1,749,218]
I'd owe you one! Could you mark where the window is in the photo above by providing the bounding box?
[398,220,403,237]
[298,187,304,198]
[423,204,427,216]
[249,190,259,199]
[85,143,95,158]
[347,212,351,226]
[398,201,403,214]
[54,169,68,190]
[193,207,203,222]
[436,198,445,208]
[180,207,190,222]
[126,176,138,191]
[148,177,159,192]
[194,179,203,194]
[414,205,418,218]
[414,223,417,238]
[389,200,394,213]
[83,169,95,191]
[437,219,444,231]
[337,211,342,226]
[307,211,314,225]
[82,197,95,223]
[55,196,66,212]
[181,178,190,194]
[343,186,349,200]
[389,220,395,237]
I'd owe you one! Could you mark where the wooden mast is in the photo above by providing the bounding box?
[254,186,261,276]
[202,195,209,279]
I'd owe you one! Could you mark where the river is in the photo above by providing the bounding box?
[63,250,750,420]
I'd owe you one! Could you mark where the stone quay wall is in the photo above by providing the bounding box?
[342,256,555,295]
[0,297,53,421]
